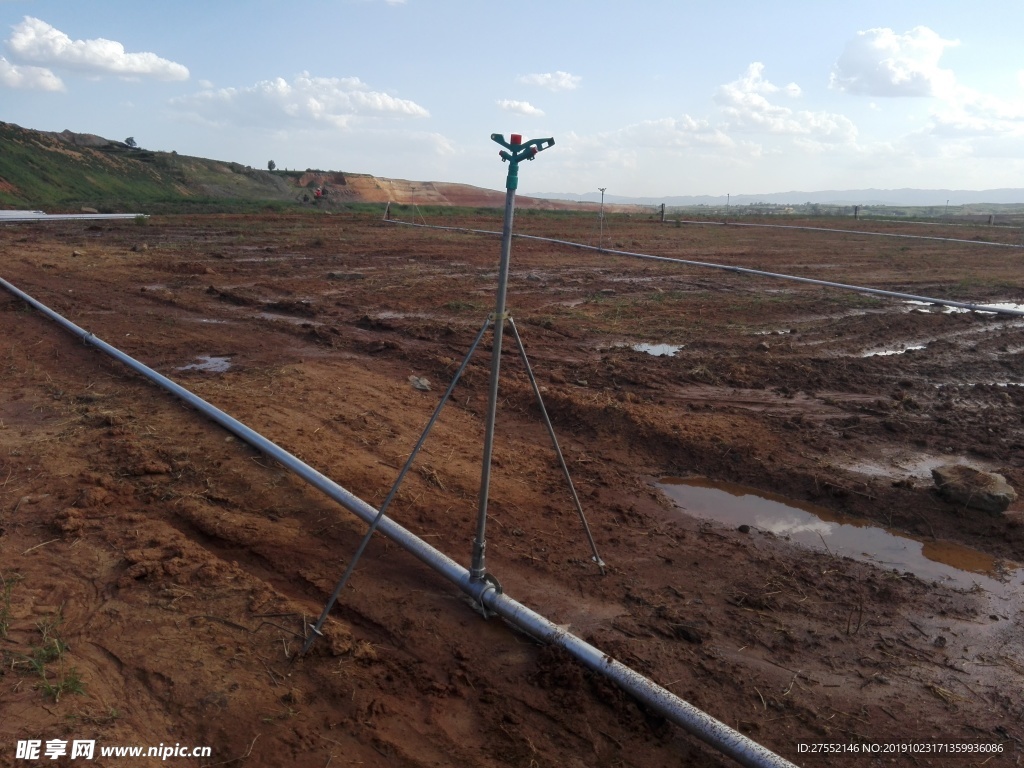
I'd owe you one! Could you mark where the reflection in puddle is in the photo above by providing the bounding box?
[980,302,1024,314]
[905,300,1024,315]
[862,343,927,357]
[633,343,681,357]
[235,255,313,263]
[658,477,1019,591]
[256,312,321,326]
[177,355,232,373]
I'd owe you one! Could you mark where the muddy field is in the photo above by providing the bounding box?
[2,209,1024,767]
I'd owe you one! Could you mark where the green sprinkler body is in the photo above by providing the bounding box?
[491,133,555,190]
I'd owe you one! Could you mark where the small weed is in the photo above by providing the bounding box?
[32,637,68,667]
[443,299,479,312]
[133,214,148,226]
[38,666,85,702]
[0,573,21,638]
[36,612,65,645]
[261,706,299,724]
[15,610,87,701]
[73,707,120,726]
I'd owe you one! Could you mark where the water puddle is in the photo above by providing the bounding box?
[845,454,993,480]
[861,343,927,357]
[235,255,312,263]
[256,312,321,326]
[177,355,232,373]
[633,343,681,357]
[374,310,435,320]
[658,477,1020,592]
[905,300,1024,316]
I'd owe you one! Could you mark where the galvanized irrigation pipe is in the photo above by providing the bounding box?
[0,275,799,768]
[0,211,149,223]
[668,218,1024,249]
[384,218,1024,318]
[471,174,516,582]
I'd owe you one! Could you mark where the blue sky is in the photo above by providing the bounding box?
[2,1,1023,197]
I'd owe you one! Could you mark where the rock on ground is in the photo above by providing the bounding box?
[932,463,1018,514]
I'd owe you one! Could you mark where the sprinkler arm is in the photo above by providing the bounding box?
[491,134,554,190]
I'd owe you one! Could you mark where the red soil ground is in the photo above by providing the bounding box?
[1,210,1023,767]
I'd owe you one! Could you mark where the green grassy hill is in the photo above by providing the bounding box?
[0,122,596,215]
[0,122,297,213]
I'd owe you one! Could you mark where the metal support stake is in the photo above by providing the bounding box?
[302,315,492,653]
[508,317,605,574]
[471,133,554,583]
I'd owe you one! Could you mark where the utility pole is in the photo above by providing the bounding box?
[598,187,607,249]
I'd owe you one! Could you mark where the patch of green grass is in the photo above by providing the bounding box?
[32,637,68,668]
[8,609,89,702]
[442,299,480,312]
[38,666,85,702]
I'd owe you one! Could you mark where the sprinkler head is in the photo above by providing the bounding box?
[491,133,555,189]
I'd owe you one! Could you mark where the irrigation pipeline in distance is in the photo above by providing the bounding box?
[669,218,1024,248]
[384,218,1024,319]
[0,210,148,223]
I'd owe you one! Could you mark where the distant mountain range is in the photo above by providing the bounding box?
[527,188,1024,207]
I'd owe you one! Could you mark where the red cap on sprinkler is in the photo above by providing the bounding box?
[510,133,522,145]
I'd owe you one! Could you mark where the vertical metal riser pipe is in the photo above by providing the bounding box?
[472,183,517,581]
[0,275,799,768]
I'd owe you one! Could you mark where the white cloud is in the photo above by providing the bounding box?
[424,131,454,155]
[497,99,544,117]
[830,26,957,97]
[616,116,735,151]
[0,55,63,91]
[924,88,1024,141]
[551,117,741,178]
[172,72,428,129]
[544,63,857,192]
[7,17,189,81]
[717,63,856,143]
[517,71,581,92]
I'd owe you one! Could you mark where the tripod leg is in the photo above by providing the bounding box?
[508,317,606,574]
[302,314,492,654]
